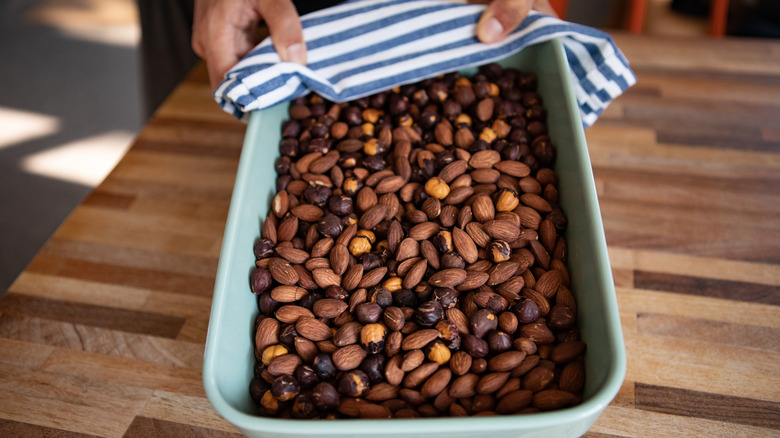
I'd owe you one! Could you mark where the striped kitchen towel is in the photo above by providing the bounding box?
[214,0,636,128]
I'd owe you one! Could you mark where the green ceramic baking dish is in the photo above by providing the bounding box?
[203,38,625,437]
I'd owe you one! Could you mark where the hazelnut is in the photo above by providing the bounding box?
[487,240,512,262]
[260,390,279,415]
[348,235,372,257]
[424,177,450,200]
[455,113,472,127]
[479,127,497,143]
[513,297,540,324]
[360,354,387,384]
[294,364,320,387]
[291,394,315,418]
[432,287,458,309]
[486,330,512,353]
[342,176,363,196]
[360,323,387,354]
[261,344,288,366]
[429,231,452,254]
[250,268,272,295]
[461,334,489,358]
[435,319,461,349]
[356,229,376,244]
[311,381,340,410]
[356,302,383,324]
[328,195,353,216]
[416,300,443,327]
[382,276,402,293]
[317,214,342,238]
[469,308,498,338]
[313,353,337,380]
[495,188,520,211]
[337,370,370,397]
[427,340,452,365]
[271,375,300,402]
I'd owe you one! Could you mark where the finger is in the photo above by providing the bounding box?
[476,0,532,43]
[258,0,306,64]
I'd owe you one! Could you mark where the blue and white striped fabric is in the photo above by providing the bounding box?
[215,0,635,128]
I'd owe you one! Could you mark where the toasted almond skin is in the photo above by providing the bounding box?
[488,351,527,372]
[295,317,332,342]
[270,285,308,303]
[312,298,349,319]
[401,329,440,350]
[274,305,314,324]
[421,368,452,398]
[449,373,479,398]
[452,226,478,264]
[254,317,280,354]
[332,344,368,370]
[533,389,578,411]
[428,268,467,287]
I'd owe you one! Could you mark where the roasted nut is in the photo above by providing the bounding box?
[271,375,300,401]
[338,370,371,397]
[469,309,498,338]
[360,323,387,354]
[424,177,451,200]
[486,240,512,262]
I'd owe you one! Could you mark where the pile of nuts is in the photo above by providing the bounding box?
[248,63,585,419]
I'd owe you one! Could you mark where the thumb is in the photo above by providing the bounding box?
[476,0,532,44]
[258,0,306,64]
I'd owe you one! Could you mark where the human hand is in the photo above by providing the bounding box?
[474,0,558,43]
[192,0,306,90]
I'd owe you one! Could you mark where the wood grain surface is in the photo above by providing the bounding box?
[1,34,778,437]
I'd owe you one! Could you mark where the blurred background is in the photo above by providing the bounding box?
[0,0,778,295]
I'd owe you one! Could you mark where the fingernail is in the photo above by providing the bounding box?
[285,43,306,65]
[482,17,504,43]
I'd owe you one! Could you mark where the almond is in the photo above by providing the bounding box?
[470,168,501,184]
[309,150,340,174]
[329,244,350,276]
[408,221,440,241]
[449,350,473,376]
[357,267,388,288]
[403,362,439,388]
[475,99,495,122]
[487,261,520,286]
[270,285,308,303]
[395,237,420,262]
[523,366,554,392]
[375,175,407,194]
[533,389,577,411]
[342,264,363,291]
[476,371,510,394]
[452,227,478,264]
[519,320,555,344]
[455,270,489,291]
[495,390,533,414]
[488,351,527,372]
[514,206,542,230]
[483,220,520,242]
[274,305,314,324]
[535,269,563,299]
[401,328,439,350]
[268,258,299,285]
[421,368,452,398]
[254,317,280,353]
[290,204,324,222]
[267,353,302,376]
[559,360,585,393]
[272,190,289,218]
[401,349,425,372]
[276,215,298,242]
[443,186,474,205]
[333,321,362,347]
[312,298,349,319]
[358,402,392,419]
[438,160,468,183]
[449,373,479,398]
[311,237,334,258]
[550,341,586,364]
[384,354,405,385]
[312,268,341,289]
[493,160,531,178]
[365,382,400,401]
[464,221,491,247]
[445,308,469,335]
[332,344,367,370]
[295,317,332,342]
[402,259,428,289]
[520,193,552,213]
[294,337,318,363]
[275,246,310,264]
[359,204,389,230]
[539,218,557,252]
[429,268,467,288]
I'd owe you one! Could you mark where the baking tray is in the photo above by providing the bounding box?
[203,38,626,438]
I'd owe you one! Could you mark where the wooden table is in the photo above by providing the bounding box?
[1,34,778,437]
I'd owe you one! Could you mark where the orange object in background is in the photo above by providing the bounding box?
[549,0,570,18]
[627,0,730,37]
